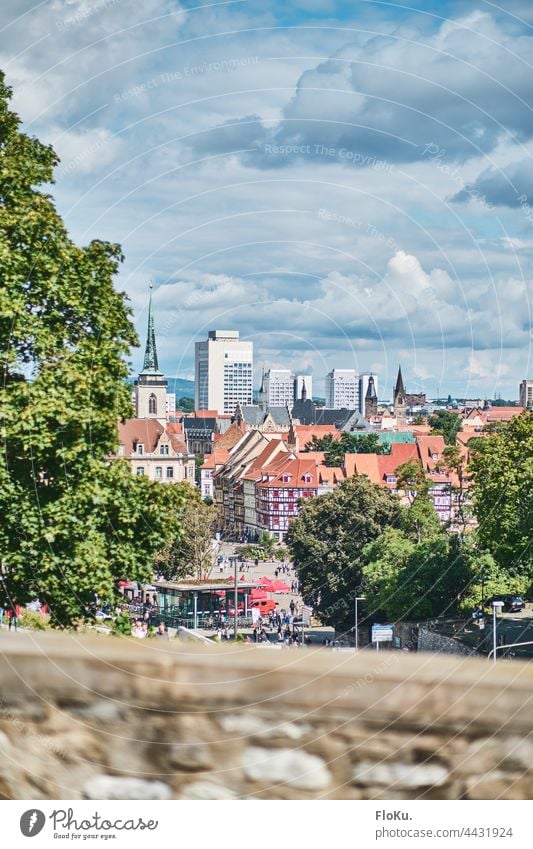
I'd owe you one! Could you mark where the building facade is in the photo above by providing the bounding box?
[195,330,253,414]
[358,373,379,415]
[519,379,533,409]
[325,369,359,409]
[261,369,293,408]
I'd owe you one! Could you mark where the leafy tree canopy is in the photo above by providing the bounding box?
[428,409,462,445]
[154,487,217,581]
[468,412,533,573]
[304,431,390,466]
[0,73,185,625]
[286,475,401,631]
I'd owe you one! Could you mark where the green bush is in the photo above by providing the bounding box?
[18,609,51,630]
[112,612,132,636]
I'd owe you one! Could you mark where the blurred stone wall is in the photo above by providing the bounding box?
[0,632,532,800]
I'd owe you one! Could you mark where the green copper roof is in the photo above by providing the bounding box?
[142,285,159,372]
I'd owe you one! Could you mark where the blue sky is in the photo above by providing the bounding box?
[1,0,532,399]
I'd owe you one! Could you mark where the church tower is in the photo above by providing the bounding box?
[364,374,378,419]
[134,285,168,424]
[393,365,407,425]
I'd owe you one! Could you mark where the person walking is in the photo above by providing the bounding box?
[7,602,20,631]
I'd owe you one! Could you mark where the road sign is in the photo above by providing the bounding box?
[372,624,394,643]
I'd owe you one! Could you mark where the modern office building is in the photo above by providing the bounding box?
[359,373,379,414]
[519,379,533,409]
[195,330,253,414]
[261,369,293,408]
[325,369,359,410]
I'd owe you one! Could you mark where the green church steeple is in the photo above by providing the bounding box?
[142,284,159,372]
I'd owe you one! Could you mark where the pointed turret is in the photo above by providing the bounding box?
[142,284,159,372]
[393,364,407,424]
[135,284,167,421]
[364,374,378,418]
[394,364,405,398]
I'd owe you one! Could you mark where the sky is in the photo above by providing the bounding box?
[1,0,532,400]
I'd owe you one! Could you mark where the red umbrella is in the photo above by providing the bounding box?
[259,576,273,585]
[270,580,290,592]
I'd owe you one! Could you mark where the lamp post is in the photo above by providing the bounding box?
[354,596,365,651]
[492,600,504,663]
[230,556,238,639]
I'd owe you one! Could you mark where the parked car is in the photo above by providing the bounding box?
[488,595,525,613]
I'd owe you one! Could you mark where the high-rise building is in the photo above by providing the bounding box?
[359,373,379,415]
[195,330,253,414]
[325,369,359,409]
[519,379,533,409]
[261,369,293,408]
[134,286,168,424]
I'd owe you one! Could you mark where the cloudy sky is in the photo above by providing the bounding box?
[2,0,532,399]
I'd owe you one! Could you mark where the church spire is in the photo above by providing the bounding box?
[394,364,405,398]
[142,284,159,372]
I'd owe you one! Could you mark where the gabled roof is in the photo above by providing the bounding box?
[117,418,188,455]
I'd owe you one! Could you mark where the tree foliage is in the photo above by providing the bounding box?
[154,489,217,581]
[304,431,390,466]
[428,409,461,445]
[0,74,185,625]
[286,475,401,630]
[468,412,533,572]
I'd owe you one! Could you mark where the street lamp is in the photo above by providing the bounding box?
[229,556,238,639]
[354,595,365,651]
[492,600,504,663]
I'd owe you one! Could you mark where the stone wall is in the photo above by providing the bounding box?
[418,626,479,656]
[1,632,533,800]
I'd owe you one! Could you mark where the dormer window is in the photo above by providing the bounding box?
[281,474,291,483]
[303,473,312,483]
[386,474,397,484]
[137,443,144,455]
[431,453,439,461]
[160,444,169,455]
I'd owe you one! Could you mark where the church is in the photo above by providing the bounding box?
[112,287,196,485]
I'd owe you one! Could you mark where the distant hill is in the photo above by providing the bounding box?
[167,377,195,399]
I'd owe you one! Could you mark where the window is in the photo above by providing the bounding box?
[149,394,157,415]
[160,444,169,455]
[155,466,162,479]
[166,467,174,479]
[137,443,144,455]
[136,467,145,475]
[117,445,125,456]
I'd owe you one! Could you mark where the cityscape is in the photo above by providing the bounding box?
[0,0,532,816]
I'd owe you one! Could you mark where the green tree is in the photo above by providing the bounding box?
[428,409,461,445]
[177,396,194,412]
[395,458,429,504]
[363,532,471,621]
[286,475,401,630]
[468,412,533,572]
[0,74,185,625]
[155,490,217,581]
[304,431,389,466]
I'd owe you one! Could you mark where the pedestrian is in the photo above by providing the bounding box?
[155,622,169,640]
[7,602,20,631]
